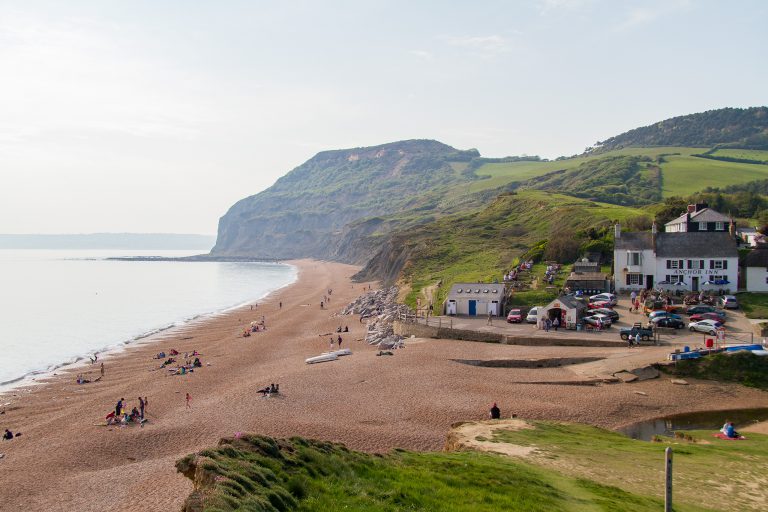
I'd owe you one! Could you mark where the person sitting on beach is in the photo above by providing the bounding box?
[722,421,739,438]
[3,429,13,440]
[193,357,202,368]
[170,349,179,356]
[343,326,349,332]
[155,351,166,359]
[257,386,271,396]
[269,383,278,394]
[489,403,501,420]
[76,374,91,384]
[243,329,251,337]
[130,407,141,422]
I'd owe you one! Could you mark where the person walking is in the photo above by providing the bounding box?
[144,396,149,417]
[279,301,282,309]
[487,310,493,325]
[138,397,145,419]
[100,362,105,377]
[186,393,191,409]
[329,338,335,351]
[489,403,501,420]
[337,335,342,348]
[553,316,560,331]
[115,398,124,418]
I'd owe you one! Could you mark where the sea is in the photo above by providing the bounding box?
[0,249,297,389]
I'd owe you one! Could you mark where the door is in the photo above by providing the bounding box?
[692,276,699,292]
[489,301,498,316]
[645,275,653,290]
[468,300,477,316]
[447,301,456,315]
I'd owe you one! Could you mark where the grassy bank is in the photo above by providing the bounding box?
[658,351,768,390]
[735,292,768,319]
[178,431,724,512]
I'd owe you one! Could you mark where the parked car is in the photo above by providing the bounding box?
[686,305,717,315]
[507,308,524,323]
[583,314,612,328]
[587,308,619,322]
[688,319,723,335]
[648,310,682,321]
[526,307,540,324]
[719,295,739,309]
[619,326,653,341]
[643,300,682,314]
[650,316,685,329]
[588,301,613,310]
[589,293,617,306]
[690,312,727,324]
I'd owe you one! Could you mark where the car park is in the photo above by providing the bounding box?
[526,307,540,324]
[587,308,619,322]
[650,316,685,329]
[686,305,718,315]
[506,308,523,323]
[688,319,723,335]
[589,293,617,306]
[719,295,739,309]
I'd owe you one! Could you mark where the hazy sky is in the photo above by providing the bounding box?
[1,0,766,235]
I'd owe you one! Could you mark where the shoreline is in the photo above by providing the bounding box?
[1,258,767,512]
[0,262,298,393]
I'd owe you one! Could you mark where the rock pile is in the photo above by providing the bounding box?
[342,287,409,348]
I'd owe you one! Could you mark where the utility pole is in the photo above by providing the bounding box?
[665,447,673,512]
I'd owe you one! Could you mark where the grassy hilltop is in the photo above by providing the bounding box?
[177,422,768,511]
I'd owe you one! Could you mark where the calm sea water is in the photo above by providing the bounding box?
[0,250,297,387]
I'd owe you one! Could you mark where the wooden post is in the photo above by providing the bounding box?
[664,447,673,512]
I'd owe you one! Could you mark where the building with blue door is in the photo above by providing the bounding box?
[444,283,505,316]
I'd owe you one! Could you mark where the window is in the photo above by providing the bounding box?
[665,275,683,284]
[627,252,641,266]
[716,222,724,231]
[666,259,683,269]
[628,274,642,285]
[711,260,727,270]
[709,275,721,283]
[687,259,704,269]
[699,222,707,231]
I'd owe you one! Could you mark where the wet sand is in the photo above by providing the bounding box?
[1,259,766,512]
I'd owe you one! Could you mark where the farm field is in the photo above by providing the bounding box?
[710,148,768,163]
[660,154,768,196]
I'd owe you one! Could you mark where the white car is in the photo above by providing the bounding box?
[526,307,540,323]
[688,319,723,335]
[589,293,617,306]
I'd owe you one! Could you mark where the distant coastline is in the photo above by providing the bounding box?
[106,254,282,263]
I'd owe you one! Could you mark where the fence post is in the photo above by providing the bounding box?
[664,447,673,512]
[439,317,442,329]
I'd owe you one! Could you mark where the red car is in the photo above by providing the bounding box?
[588,301,613,309]
[506,308,523,323]
[690,312,727,324]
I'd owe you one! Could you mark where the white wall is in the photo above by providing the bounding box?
[614,248,655,291]
[655,257,738,293]
[746,267,768,292]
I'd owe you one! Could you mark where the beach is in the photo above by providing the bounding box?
[1,259,767,512]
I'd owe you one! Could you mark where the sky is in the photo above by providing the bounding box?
[0,0,766,235]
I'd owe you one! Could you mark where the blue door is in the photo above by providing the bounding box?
[468,300,477,315]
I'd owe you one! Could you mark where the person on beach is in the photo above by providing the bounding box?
[279,301,282,309]
[115,398,124,418]
[329,338,335,351]
[344,325,348,332]
[553,316,560,331]
[487,310,493,325]
[186,393,191,409]
[320,301,324,309]
[139,397,145,419]
[100,362,105,377]
[337,335,342,348]
[3,429,13,440]
[489,403,501,420]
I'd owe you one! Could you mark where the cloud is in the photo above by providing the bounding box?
[408,49,433,60]
[613,0,692,31]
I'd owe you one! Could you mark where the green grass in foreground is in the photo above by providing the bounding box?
[735,292,768,319]
[493,421,768,512]
[178,433,707,512]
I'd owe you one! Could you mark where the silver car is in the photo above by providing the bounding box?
[719,295,739,309]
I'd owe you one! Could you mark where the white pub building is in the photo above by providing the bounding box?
[613,219,739,294]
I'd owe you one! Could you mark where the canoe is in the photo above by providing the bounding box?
[305,353,338,364]
[322,349,352,357]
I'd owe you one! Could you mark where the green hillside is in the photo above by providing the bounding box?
[177,430,723,512]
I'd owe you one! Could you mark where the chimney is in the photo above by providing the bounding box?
[729,219,735,237]
[687,204,695,214]
[614,223,621,239]
[652,222,657,251]
[652,222,657,235]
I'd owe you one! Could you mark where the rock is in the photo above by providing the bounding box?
[614,371,638,383]
[671,379,689,385]
[630,366,660,381]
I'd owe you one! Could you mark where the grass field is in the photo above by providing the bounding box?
[660,153,768,196]
[735,292,768,318]
[710,148,768,163]
[492,421,768,512]
[179,431,724,512]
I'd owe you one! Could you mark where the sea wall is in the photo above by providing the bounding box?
[393,321,624,347]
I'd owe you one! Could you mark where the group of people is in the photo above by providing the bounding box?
[543,263,561,285]
[539,316,561,332]
[106,396,148,426]
[155,349,203,375]
[721,421,740,439]
[257,383,280,396]
[329,335,343,350]
[502,260,534,283]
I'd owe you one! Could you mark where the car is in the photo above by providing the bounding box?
[588,301,613,310]
[650,316,685,329]
[690,312,727,324]
[589,293,617,306]
[686,305,717,315]
[648,310,682,321]
[688,319,723,335]
[526,307,540,324]
[587,308,619,322]
[719,295,739,309]
[506,308,523,323]
[620,326,653,341]
[643,301,682,314]
[583,314,612,328]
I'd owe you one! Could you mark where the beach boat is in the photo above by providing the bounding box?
[322,349,352,357]
[305,353,339,364]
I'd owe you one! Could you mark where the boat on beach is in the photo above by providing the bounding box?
[305,353,339,364]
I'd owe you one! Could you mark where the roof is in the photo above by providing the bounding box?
[738,227,758,234]
[614,232,653,251]
[744,245,768,267]
[446,283,504,299]
[543,295,587,311]
[665,208,731,226]
[655,232,738,258]
[566,272,607,281]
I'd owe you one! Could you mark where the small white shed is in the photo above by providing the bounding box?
[537,296,587,329]
[444,283,504,316]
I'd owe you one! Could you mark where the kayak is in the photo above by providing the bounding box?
[305,353,339,364]
[322,349,352,357]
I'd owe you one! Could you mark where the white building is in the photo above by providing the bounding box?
[614,223,739,293]
[665,204,732,233]
[444,283,504,316]
[744,245,768,292]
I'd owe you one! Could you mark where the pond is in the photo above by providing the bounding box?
[618,408,768,441]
